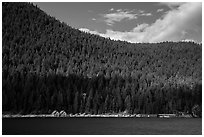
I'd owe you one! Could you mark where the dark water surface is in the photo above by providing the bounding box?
[2,117,202,135]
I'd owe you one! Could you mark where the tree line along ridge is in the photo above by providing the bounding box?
[2,2,202,116]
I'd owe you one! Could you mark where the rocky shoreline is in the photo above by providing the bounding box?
[2,113,193,118]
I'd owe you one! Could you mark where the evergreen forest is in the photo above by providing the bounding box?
[2,2,202,116]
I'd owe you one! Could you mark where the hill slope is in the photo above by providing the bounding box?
[2,2,202,115]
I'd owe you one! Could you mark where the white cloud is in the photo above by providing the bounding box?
[140,13,152,16]
[85,2,201,43]
[101,9,153,25]
[146,2,202,43]
[160,2,185,9]
[116,9,122,12]
[157,8,164,12]
[139,10,145,13]
[110,8,114,11]
[133,23,149,32]
[103,10,138,26]
[102,9,153,26]
[92,18,96,21]
[181,39,196,42]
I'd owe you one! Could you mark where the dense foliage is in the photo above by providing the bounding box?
[2,2,202,115]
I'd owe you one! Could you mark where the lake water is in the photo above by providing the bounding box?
[2,117,202,135]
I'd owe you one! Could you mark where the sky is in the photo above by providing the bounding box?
[34,2,202,43]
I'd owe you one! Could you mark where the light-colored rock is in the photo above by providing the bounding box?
[52,110,59,117]
[59,110,67,117]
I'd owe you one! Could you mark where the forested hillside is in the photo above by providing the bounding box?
[2,2,202,116]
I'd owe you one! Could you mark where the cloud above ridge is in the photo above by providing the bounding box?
[100,8,153,26]
[82,2,202,43]
[157,8,164,12]
[102,9,138,26]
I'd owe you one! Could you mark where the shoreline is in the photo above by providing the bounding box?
[2,113,193,118]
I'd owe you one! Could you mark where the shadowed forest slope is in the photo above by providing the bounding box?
[2,2,202,115]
